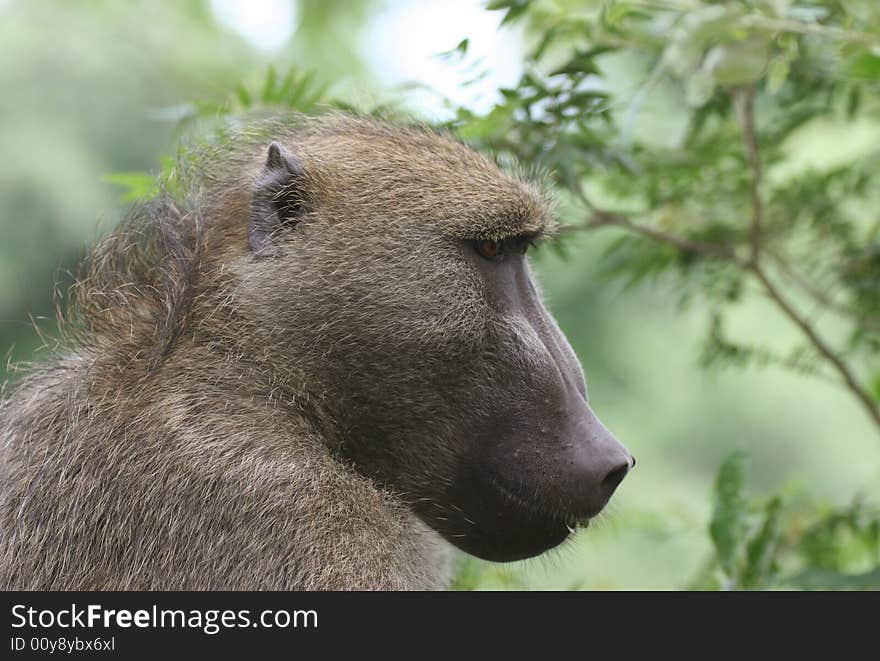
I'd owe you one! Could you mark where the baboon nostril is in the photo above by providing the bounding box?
[601,462,630,496]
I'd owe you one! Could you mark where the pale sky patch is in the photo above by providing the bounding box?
[210,0,298,52]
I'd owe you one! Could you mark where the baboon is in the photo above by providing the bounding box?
[0,114,633,590]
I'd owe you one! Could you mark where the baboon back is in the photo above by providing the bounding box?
[0,348,449,589]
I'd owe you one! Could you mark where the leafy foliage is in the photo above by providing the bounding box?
[104,66,342,204]
[694,451,880,589]
[448,0,880,430]
[105,65,404,205]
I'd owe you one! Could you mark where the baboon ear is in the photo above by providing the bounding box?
[249,141,308,255]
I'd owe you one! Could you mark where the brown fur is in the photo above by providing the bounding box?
[0,114,556,589]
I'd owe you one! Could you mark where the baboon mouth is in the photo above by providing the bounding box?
[412,477,576,562]
[489,477,592,532]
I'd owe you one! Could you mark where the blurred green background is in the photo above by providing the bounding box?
[1,0,878,589]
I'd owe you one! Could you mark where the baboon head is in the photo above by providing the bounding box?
[238,118,634,562]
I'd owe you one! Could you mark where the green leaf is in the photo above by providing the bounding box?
[234,83,252,108]
[840,0,880,24]
[767,54,790,94]
[287,70,318,108]
[847,86,863,118]
[847,53,880,80]
[550,48,604,76]
[102,172,158,203]
[710,450,750,582]
[486,0,531,25]
[437,38,469,60]
[602,2,649,29]
[686,71,716,107]
[273,68,296,103]
[261,65,277,103]
[741,497,784,589]
[871,374,880,403]
[757,0,791,18]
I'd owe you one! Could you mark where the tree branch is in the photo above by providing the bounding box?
[736,84,879,429]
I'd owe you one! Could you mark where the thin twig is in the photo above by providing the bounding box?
[586,211,748,266]
[739,85,763,265]
[750,265,880,430]
[766,249,880,334]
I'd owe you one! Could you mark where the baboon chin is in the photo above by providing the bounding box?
[0,114,633,590]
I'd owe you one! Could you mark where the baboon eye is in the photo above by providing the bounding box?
[473,236,536,261]
[475,239,504,261]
